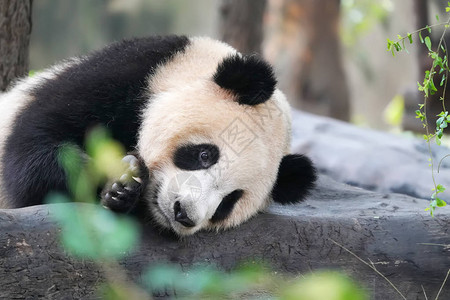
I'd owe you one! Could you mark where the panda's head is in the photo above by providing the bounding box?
[137,38,316,235]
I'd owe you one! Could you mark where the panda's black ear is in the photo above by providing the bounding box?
[213,54,277,106]
[272,154,317,204]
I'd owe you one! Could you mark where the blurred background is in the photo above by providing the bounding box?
[24,0,450,130]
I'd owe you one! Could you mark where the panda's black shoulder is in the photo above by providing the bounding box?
[26,35,191,144]
[31,35,191,96]
[82,35,191,72]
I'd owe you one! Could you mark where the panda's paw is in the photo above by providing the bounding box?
[101,154,146,213]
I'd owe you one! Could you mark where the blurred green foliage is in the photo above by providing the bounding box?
[47,127,139,260]
[384,94,405,127]
[145,262,367,300]
[282,271,367,300]
[49,198,139,260]
[340,0,393,47]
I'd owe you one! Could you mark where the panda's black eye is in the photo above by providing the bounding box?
[174,144,220,170]
[199,151,209,163]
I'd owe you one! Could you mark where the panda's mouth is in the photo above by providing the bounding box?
[210,189,244,223]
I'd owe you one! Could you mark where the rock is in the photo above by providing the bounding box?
[291,110,450,200]
[1,175,449,299]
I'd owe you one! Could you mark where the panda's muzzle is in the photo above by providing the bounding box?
[173,200,196,227]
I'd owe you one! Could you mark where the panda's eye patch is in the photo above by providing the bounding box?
[174,143,220,170]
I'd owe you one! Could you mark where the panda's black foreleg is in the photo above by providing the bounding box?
[101,154,149,214]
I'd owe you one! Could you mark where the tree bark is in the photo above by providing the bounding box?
[265,0,350,121]
[0,0,32,91]
[218,0,267,54]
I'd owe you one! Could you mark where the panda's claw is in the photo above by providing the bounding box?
[119,173,131,183]
[101,154,147,213]
[111,182,122,193]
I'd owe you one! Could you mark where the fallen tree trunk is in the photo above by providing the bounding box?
[0,175,449,299]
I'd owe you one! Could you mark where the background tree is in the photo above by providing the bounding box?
[264,0,350,121]
[0,0,33,91]
[218,0,267,54]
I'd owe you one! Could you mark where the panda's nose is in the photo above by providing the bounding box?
[174,201,195,227]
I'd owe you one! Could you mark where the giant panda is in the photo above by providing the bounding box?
[0,36,316,236]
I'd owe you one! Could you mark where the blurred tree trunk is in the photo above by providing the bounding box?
[0,0,32,91]
[219,0,267,54]
[264,0,350,121]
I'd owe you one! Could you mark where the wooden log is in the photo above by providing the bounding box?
[0,175,449,299]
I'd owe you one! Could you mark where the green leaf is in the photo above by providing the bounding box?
[144,264,183,292]
[48,201,139,260]
[419,32,424,43]
[144,264,226,296]
[429,78,438,94]
[425,36,432,51]
[426,25,432,33]
[407,33,413,44]
[415,110,425,121]
[86,127,126,180]
[386,39,392,51]
[437,184,446,193]
[436,198,447,207]
[282,271,367,300]
[436,14,440,21]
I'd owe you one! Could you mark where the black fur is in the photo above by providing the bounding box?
[272,154,317,204]
[173,143,220,171]
[213,54,276,106]
[210,189,244,223]
[2,36,190,207]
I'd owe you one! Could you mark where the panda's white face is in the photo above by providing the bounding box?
[138,84,291,235]
[135,37,295,235]
[147,143,243,235]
